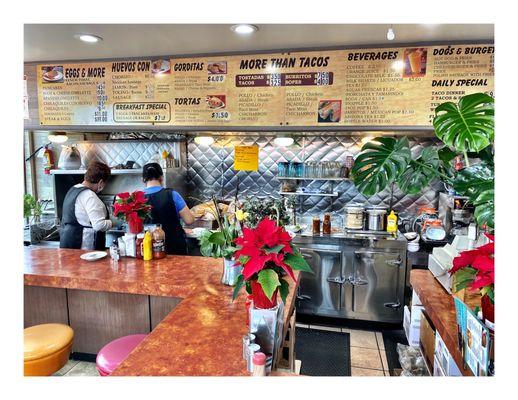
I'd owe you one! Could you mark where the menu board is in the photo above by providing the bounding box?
[36,43,494,127]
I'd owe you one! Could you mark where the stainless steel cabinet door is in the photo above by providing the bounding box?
[297,247,343,317]
[350,250,403,322]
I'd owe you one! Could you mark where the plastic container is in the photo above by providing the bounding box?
[143,231,153,261]
[252,352,266,376]
[152,224,166,259]
[135,233,145,259]
[386,210,398,234]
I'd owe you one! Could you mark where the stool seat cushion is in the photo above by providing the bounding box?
[24,323,74,361]
[96,334,146,375]
[24,323,74,376]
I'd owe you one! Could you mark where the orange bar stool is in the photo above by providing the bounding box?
[24,323,74,376]
[96,334,147,376]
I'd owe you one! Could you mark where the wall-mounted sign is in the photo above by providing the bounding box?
[35,43,494,128]
[234,145,259,171]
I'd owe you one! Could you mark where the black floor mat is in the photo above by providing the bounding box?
[294,328,351,376]
[381,329,408,376]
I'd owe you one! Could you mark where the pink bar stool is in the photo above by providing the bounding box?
[96,334,147,376]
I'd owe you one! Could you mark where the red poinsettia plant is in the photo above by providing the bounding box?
[113,191,152,234]
[232,217,313,309]
[450,233,494,314]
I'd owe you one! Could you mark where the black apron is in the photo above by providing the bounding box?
[145,188,187,255]
[59,186,107,250]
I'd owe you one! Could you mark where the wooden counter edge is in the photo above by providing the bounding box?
[409,269,474,376]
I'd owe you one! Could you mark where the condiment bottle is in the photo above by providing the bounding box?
[323,213,331,235]
[312,216,321,235]
[143,231,153,261]
[135,233,145,259]
[152,224,166,259]
[386,210,398,235]
[252,352,266,376]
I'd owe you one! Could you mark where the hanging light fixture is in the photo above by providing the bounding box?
[48,132,68,143]
[194,135,215,146]
[273,135,294,147]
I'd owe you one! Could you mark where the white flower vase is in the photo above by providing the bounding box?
[221,258,242,286]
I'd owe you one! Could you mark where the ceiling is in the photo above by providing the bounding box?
[24,24,494,62]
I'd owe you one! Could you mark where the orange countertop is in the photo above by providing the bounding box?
[24,247,298,376]
[409,269,473,376]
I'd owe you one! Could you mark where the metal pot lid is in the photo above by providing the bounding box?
[366,206,388,215]
[344,203,365,212]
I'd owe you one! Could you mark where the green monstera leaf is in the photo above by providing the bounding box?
[473,189,494,229]
[454,164,494,199]
[453,164,494,229]
[433,93,494,153]
[352,137,411,196]
[397,147,440,194]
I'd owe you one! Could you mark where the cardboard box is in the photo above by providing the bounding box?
[404,305,421,347]
[411,304,424,326]
[419,311,436,372]
[411,290,422,307]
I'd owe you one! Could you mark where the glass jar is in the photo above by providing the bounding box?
[322,213,331,235]
[312,216,321,235]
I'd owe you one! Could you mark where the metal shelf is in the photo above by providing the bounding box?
[276,176,350,181]
[279,191,339,197]
[50,167,182,175]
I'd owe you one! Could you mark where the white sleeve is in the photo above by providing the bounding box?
[81,191,113,232]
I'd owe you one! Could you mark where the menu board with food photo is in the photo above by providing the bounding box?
[34,42,493,128]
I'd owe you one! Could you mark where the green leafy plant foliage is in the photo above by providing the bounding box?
[284,253,313,273]
[257,269,281,300]
[198,215,239,259]
[396,147,440,194]
[24,194,42,219]
[352,93,494,230]
[453,164,494,228]
[351,137,411,196]
[433,93,494,153]
[242,197,290,227]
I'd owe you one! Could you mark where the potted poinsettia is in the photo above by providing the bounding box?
[449,233,494,323]
[232,217,312,309]
[113,191,152,234]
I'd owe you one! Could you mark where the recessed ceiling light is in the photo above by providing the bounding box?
[387,27,395,41]
[75,34,103,43]
[274,136,294,147]
[231,24,258,35]
[194,135,215,146]
[48,132,68,143]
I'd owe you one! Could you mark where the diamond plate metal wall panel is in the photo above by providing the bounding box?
[186,135,442,215]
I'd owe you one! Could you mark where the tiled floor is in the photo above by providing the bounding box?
[53,360,99,376]
[296,323,391,376]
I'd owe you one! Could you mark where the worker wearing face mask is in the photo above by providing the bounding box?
[60,161,112,250]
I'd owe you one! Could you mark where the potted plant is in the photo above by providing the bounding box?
[198,195,244,285]
[351,93,494,230]
[241,197,291,228]
[232,217,313,309]
[113,191,152,234]
[24,194,43,225]
[449,234,494,323]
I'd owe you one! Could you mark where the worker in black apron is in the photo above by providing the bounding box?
[142,163,195,255]
[60,161,112,250]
